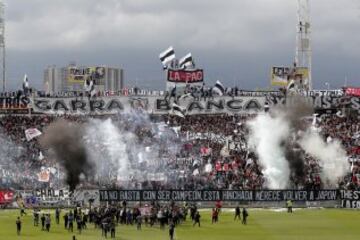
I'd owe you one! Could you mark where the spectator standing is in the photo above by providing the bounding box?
[287,200,293,213]
[242,208,248,225]
[55,208,60,224]
[16,217,22,235]
[234,206,241,221]
[193,211,201,227]
[45,214,51,232]
[169,221,175,240]
[41,214,46,230]
[63,212,68,229]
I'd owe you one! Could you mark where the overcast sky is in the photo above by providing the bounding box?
[3,0,360,91]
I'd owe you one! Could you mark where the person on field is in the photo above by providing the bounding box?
[41,214,46,230]
[110,219,116,238]
[64,212,69,229]
[193,211,201,227]
[55,208,60,224]
[16,217,22,235]
[102,218,110,238]
[33,210,39,226]
[242,208,248,225]
[169,221,175,240]
[287,200,293,213]
[68,211,74,232]
[136,214,142,230]
[45,214,51,232]
[76,214,82,234]
[234,206,241,221]
[211,208,219,224]
[82,213,87,229]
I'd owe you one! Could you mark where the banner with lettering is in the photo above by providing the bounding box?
[344,87,360,97]
[28,95,360,115]
[340,190,360,209]
[31,96,266,115]
[167,69,204,83]
[99,190,339,202]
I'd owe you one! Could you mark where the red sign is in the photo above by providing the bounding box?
[167,69,204,83]
[344,87,360,97]
[0,190,14,205]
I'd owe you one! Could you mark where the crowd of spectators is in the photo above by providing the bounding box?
[0,109,359,191]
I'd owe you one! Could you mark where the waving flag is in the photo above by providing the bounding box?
[25,128,42,141]
[287,79,296,92]
[172,103,186,118]
[159,46,175,69]
[84,79,96,97]
[179,53,194,69]
[23,74,30,96]
[213,80,225,96]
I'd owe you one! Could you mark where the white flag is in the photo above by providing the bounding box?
[25,128,42,141]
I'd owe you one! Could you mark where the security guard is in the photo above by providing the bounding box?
[286,200,293,213]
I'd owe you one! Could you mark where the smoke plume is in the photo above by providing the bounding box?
[247,113,291,189]
[0,131,23,163]
[248,95,349,188]
[280,97,313,180]
[247,97,313,189]
[40,119,93,192]
[84,118,133,182]
[299,131,348,187]
[83,111,180,187]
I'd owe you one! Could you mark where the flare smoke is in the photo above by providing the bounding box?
[40,119,93,192]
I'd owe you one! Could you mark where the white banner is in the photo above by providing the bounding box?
[31,95,360,115]
[31,96,266,115]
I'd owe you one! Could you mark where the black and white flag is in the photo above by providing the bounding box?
[179,53,194,69]
[287,79,296,92]
[84,79,96,97]
[23,74,30,95]
[172,103,186,118]
[213,80,225,96]
[178,92,194,101]
[264,102,269,112]
[170,85,177,97]
[159,46,175,69]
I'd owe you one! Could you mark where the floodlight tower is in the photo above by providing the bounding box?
[295,0,312,90]
[0,1,5,92]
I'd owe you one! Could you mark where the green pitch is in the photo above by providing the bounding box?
[0,208,359,240]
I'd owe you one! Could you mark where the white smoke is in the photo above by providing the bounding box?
[85,119,133,182]
[299,131,348,187]
[83,111,180,187]
[0,131,25,185]
[0,132,23,162]
[247,112,291,189]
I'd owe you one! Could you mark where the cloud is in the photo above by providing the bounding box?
[2,0,360,90]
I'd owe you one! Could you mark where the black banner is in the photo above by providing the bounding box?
[0,96,30,114]
[340,190,360,209]
[99,190,339,202]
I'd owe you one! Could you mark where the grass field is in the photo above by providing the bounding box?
[0,208,359,240]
